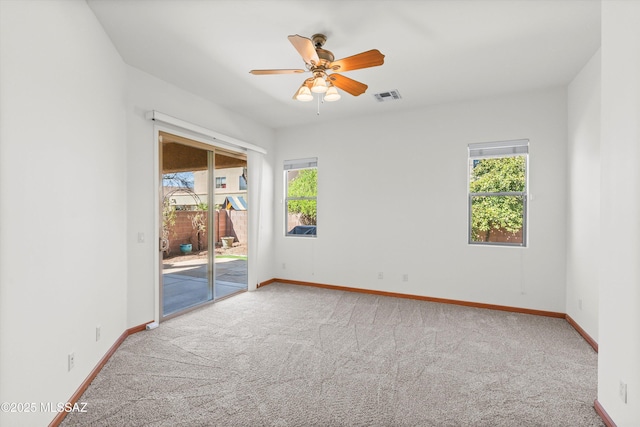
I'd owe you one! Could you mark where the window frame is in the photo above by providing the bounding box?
[284,157,318,238]
[215,176,226,189]
[467,140,529,247]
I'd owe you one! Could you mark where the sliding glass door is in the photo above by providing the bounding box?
[213,152,248,299]
[160,132,247,319]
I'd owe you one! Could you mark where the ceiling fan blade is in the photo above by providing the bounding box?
[330,49,385,72]
[249,69,306,75]
[288,34,320,66]
[327,74,368,96]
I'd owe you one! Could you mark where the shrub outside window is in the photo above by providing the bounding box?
[284,158,317,237]
[468,140,528,246]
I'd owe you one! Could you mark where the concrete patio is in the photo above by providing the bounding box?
[162,257,247,316]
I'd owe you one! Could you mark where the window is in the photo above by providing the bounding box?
[239,175,247,191]
[215,177,226,189]
[284,158,317,237]
[468,140,528,246]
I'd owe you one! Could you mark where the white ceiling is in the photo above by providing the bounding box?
[87,0,601,130]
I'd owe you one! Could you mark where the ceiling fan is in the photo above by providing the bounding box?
[249,33,385,102]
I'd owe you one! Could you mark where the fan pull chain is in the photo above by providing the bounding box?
[317,94,321,115]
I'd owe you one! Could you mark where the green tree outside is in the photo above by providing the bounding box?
[287,168,317,225]
[469,156,526,242]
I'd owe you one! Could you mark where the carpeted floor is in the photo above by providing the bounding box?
[61,283,602,426]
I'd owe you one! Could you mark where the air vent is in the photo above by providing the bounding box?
[373,90,402,102]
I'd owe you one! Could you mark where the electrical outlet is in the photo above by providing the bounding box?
[137,232,145,243]
[282,263,286,270]
[96,325,101,342]
[378,272,384,279]
[619,381,627,404]
[402,274,409,282]
[68,352,75,371]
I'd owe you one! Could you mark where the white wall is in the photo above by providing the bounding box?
[0,2,276,425]
[275,87,568,313]
[598,1,640,425]
[566,50,601,342]
[0,1,127,426]
[125,66,276,327]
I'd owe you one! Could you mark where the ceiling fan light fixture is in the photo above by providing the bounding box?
[324,85,341,102]
[251,33,385,110]
[311,76,328,93]
[295,85,313,102]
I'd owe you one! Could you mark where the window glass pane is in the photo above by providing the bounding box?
[287,169,317,198]
[287,200,317,234]
[239,175,247,190]
[469,156,526,193]
[468,140,527,247]
[470,195,524,244]
[285,167,317,236]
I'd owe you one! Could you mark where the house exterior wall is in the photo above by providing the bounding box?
[197,167,247,193]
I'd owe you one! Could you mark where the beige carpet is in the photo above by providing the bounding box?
[61,283,602,426]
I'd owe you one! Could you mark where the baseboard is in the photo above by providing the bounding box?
[48,321,153,427]
[594,399,617,427]
[565,314,598,352]
[269,278,566,318]
[257,278,277,288]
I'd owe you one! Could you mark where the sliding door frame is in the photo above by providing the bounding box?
[153,123,250,322]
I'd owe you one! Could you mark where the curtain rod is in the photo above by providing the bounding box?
[145,110,267,155]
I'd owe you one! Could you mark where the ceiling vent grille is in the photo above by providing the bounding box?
[373,90,402,102]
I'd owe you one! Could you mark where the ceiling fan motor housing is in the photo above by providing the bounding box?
[311,33,327,48]
[315,48,334,66]
[310,34,334,66]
